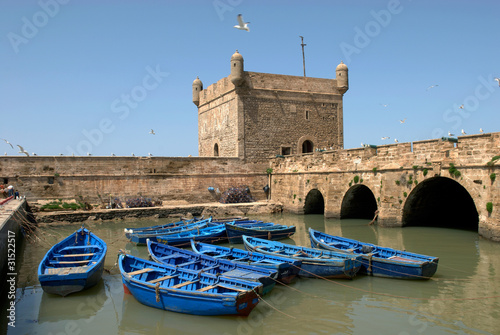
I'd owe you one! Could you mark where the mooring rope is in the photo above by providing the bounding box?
[252,288,295,319]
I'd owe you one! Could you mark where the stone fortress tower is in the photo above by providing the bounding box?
[193,50,349,159]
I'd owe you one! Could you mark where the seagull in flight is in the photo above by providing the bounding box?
[394,138,399,143]
[495,78,500,86]
[461,129,467,135]
[380,103,389,108]
[448,131,455,136]
[2,138,13,149]
[149,129,155,135]
[17,145,29,156]
[381,136,390,140]
[234,14,250,31]
[399,118,407,124]
[426,84,438,91]
[459,104,464,109]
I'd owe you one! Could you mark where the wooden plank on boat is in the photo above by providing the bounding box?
[55,253,95,257]
[148,275,177,284]
[197,285,217,292]
[127,268,155,276]
[46,266,90,275]
[216,284,247,292]
[171,280,199,289]
[52,260,92,264]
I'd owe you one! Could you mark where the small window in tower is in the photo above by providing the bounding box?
[305,111,310,120]
[281,147,291,156]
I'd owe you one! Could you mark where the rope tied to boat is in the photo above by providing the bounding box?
[155,283,160,303]
[367,253,373,275]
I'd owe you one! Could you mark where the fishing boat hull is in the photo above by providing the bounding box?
[147,240,277,295]
[38,227,107,296]
[225,222,296,244]
[243,236,361,279]
[156,225,227,247]
[126,219,211,245]
[309,228,439,279]
[119,254,262,316]
[191,241,302,284]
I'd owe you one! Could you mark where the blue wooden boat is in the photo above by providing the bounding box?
[309,228,439,279]
[38,225,107,296]
[242,236,362,279]
[119,253,262,316]
[123,216,201,236]
[156,224,227,247]
[126,219,211,245]
[191,241,302,284]
[225,221,296,244]
[147,240,277,295]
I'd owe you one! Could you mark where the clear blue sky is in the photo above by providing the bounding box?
[1,0,499,157]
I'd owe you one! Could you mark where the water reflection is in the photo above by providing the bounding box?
[3,215,499,335]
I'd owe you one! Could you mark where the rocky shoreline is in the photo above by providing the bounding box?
[34,201,283,226]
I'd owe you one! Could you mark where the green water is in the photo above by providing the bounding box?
[3,214,500,335]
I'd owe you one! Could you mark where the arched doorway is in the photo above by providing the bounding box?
[214,143,219,157]
[340,185,377,219]
[302,140,313,153]
[304,189,324,214]
[402,177,478,231]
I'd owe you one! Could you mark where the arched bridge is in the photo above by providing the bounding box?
[269,133,500,241]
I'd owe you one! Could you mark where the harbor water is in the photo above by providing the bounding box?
[3,214,499,335]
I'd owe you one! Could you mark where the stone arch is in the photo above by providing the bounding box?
[297,135,315,154]
[402,176,478,231]
[214,143,219,157]
[340,184,377,219]
[304,189,325,214]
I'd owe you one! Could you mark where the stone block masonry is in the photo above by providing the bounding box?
[0,156,270,204]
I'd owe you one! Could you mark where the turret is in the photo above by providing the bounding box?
[335,61,348,94]
[192,76,203,106]
[230,50,244,87]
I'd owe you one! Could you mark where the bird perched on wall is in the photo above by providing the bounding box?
[234,14,250,31]
[17,145,29,156]
[87,152,92,156]
[2,138,13,149]
[149,129,155,135]
[480,128,484,134]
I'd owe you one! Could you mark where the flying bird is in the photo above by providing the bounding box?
[380,104,389,108]
[394,138,399,143]
[399,118,407,124]
[148,153,153,157]
[234,14,250,31]
[459,104,464,109]
[149,129,155,135]
[381,136,390,140]
[495,78,500,86]
[448,131,455,136]
[461,129,467,135]
[2,138,13,149]
[426,84,438,90]
[17,145,29,156]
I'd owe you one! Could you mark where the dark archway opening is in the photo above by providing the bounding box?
[403,177,478,231]
[214,143,219,157]
[304,189,324,214]
[340,185,377,219]
[302,140,313,153]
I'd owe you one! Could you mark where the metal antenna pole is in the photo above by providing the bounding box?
[300,36,306,77]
